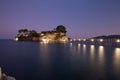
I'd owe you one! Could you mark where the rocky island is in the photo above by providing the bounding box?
[15,25,68,43]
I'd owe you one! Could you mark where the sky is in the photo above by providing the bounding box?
[0,0,120,39]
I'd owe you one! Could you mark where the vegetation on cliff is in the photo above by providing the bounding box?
[15,25,68,42]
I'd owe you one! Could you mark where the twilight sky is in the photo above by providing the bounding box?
[0,0,120,39]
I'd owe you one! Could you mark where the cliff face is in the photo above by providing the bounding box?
[39,32,68,42]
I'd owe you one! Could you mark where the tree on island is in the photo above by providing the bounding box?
[56,25,67,33]
[16,29,39,41]
[29,30,39,37]
[54,25,67,40]
[18,29,28,34]
[15,25,68,41]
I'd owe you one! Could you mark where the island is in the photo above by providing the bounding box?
[14,25,68,43]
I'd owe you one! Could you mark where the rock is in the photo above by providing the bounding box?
[0,67,2,79]
[0,67,16,80]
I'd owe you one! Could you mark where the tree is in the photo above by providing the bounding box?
[56,25,67,33]
[18,29,28,34]
[23,29,28,34]
[18,29,22,33]
[29,30,39,37]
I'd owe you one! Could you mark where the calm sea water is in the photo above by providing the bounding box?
[0,39,120,80]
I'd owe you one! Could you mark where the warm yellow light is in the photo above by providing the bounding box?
[83,39,86,41]
[61,39,66,42]
[91,39,94,42]
[15,37,18,41]
[83,44,86,47]
[78,43,80,46]
[73,39,76,41]
[91,45,95,48]
[70,39,73,42]
[90,45,95,59]
[78,39,81,41]
[100,39,103,42]
[42,39,46,42]
[70,43,72,47]
[41,33,44,36]
[25,34,28,37]
[41,38,49,43]
[114,48,120,66]
[116,39,120,43]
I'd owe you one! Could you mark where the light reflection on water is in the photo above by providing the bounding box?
[77,43,80,52]
[39,42,49,68]
[90,45,95,62]
[98,46,105,65]
[114,48,120,64]
[69,42,77,54]
[83,44,86,56]
[1,40,120,80]
[70,42,73,48]
[38,42,120,80]
[113,48,120,75]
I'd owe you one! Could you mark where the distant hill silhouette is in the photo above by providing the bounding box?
[92,35,120,39]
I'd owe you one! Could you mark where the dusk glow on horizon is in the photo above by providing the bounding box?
[0,0,120,39]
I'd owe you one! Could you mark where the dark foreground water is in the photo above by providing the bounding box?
[0,39,120,80]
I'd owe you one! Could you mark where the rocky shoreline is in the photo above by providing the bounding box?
[0,67,16,80]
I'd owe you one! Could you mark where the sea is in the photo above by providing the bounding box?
[0,39,120,80]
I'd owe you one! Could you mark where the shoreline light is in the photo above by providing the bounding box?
[91,39,94,42]
[78,39,81,41]
[100,39,103,42]
[116,39,120,43]
[73,39,76,41]
[15,37,18,41]
[41,38,49,43]
[83,39,86,41]
[70,39,73,42]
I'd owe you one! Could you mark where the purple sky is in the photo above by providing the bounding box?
[0,0,120,39]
